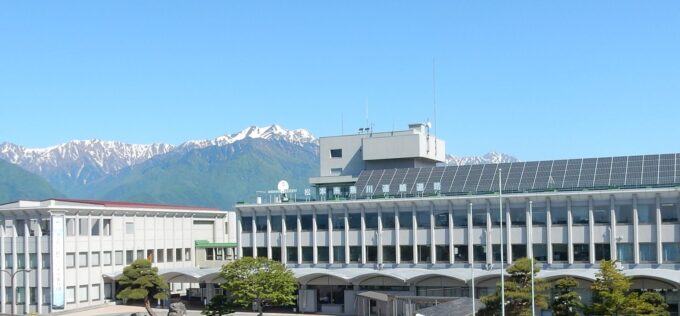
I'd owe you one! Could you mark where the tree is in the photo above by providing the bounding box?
[220,257,297,316]
[588,260,669,316]
[478,257,548,316]
[116,259,169,316]
[550,277,583,316]
[202,294,235,316]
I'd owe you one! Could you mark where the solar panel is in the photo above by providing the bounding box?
[578,158,597,188]
[462,164,484,192]
[609,156,628,186]
[503,162,525,192]
[641,155,660,185]
[532,160,553,190]
[450,165,472,193]
[406,168,422,194]
[376,169,396,194]
[676,153,680,184]
[414,167,433,194]
[476,163,499,192]
[549,160,568,189]
[658,153,675,184]
[562,159,583,188]
[425,167,445,194]
[625,155,643,186]
[519,161,539,191]
[593,157,612,187]
[440,166,458,193]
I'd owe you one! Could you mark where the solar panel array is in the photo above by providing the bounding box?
[355,153,680,197]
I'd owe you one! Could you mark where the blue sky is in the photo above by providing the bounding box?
[1,1,679,160]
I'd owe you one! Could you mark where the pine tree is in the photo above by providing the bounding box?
[116,259,169,316]
[478,257,548,316]
[550,277,583,316]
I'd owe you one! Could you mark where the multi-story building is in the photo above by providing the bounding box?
[0,198,236,314]
[236,124,680,315]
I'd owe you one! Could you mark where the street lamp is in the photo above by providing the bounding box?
[1,268,31,315]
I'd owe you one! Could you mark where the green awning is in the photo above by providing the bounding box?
[194,240,238,248]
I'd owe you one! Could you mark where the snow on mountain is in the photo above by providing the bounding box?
[445,151,519,166]
[180,124,317,150]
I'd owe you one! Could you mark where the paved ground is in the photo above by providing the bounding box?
[56,304,336,316]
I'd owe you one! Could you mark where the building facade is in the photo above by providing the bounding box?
[0,199,236,314]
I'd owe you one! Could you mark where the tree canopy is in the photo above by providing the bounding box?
[116,259,169,316]
[220,257,297,316]
[550,277,583,316]
[479,257,548,316]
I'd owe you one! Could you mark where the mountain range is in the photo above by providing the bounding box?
[0,125,517,208]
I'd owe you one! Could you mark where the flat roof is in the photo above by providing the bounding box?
[0,198,224,212]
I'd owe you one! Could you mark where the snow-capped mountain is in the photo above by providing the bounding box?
[180,125,317,150]
[445,151,519,166]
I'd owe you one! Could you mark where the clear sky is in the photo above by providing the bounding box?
[1,1,679,160]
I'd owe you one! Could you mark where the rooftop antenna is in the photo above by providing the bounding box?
[365,98,370,133]
[432,58,438,156]
[341,112,344,135]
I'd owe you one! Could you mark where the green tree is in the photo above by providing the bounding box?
[202,294,235,316]
[588,260,669,316]
[478,257,548,316]
[220,257,297,316]
[550,277,583,316]
[116,259,169,316]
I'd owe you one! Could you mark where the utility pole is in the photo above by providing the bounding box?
[498,168,506,316]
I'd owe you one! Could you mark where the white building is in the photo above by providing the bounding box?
[0,198,236,314]
[236,125,680,315]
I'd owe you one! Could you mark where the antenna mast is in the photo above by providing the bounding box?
[432,58,438,156]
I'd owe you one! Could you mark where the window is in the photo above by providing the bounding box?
[242,247,253,257]
[66,253,75,268]
[40,219,50,236]
[66,286,76,303]
[595,243,611,261]
[156,249,164,263]
[418,245,431,262]
[637,203,656,224]
[17,254,26,269]
[185,248,191,261]
[257,247,267,258]
[103,219,111,236]
[103,251,112,266]
[366,246,377,262]
[312,246,326,263]
[206,248,214,260]
[365,213,378,229]
[453,209,468,227]
[176,249,183,262]
[30,286,36,304]
[490,208,501,226]
[316,214,328,230]
[532,206,547,225]
[472,207,486,227]
[42,287,50,305]
[79,285,88,302]
[350,246,362,263]
[330,149,342,158]
[224,222,229,235]
[473,245,487,262]
[454,245,468,262]
[434,212,448,228]
[398,212,413,228]
[553,244,568,262]
[330,168,342,176]
[616,204,634,224]
[593,205,610,224]
[241,217,252,232]
[551,205,568,225]
[301,247,313,263]
[287,247,298,262]
[15,219,26,236]
[104,283,113,300]
[399,245,413,262]
[617,243,633,262]
[348,213,361,229]
[79,218,89,236]
[255,216,267,231]
[662,243,680,263]
[300,215,313,231]
[115,251,123,265]
[533,244,547,262]
[435,245,450,262]
[573,244,589,262]
[416,211,431,228]
[639,243,656,263]
[92,284,101,301]
[91,219,100,236]
[16,287,25,304]
[331,214,345,230]
[383,246,396,262]
[333,246,345,262]
[510,207,526,225]
[41,253,50,268]
[571,206,589,225]
[270,215,282,232]
[29,253,38,269]
[125,250,133,264]
[90,252,100,267]
[382,212,395,229]
[5,287,12,303]
[285,215,297,230]
[4,254,12,269]
[511,244,527,261]
[492,244,502,262]
[272,247,281,261]
[125,222,134,234]
[78,252,88,267]
[167,248,174,262]
[661,203,680,223]
[66,218,76,236]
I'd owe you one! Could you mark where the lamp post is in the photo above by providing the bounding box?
[1,268,31,315]
[498,168,506,316]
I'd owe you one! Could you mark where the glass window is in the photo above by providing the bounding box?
[416,211,431,228]
[29,253,38,269]
[66,218,76,236]
[490,208,501,226]
[453,209,468,227]
[300,215,313,231]
[398,212,413,228]
[136,250,144,260]
[78,218,89,236]
[301,246,313,263]
[472,207,486,227]
[316,214,328,230]
[348,213,361,229]
[511,244,527,261]
[365,213,378,229]
[91,219,100,236]
[573,244,589,262]
[270,215,282,232]
[593,205,610,224]
[66,286,75,303]
[330,149,342,158]
[42,287,50,304]
[176,249,182,261]
[284,215,297,230]
[5,287,12,303]
[383,246,396,262]
[400,245,413,262]
[662,243,680,263]
[92,284,101,301]
[473,245,487,262]
[434,212,448,228]
[287,247,298,262]
[333,246,345,262]
[241,216,252,232]
[318,246,329,263]
[79,285,88,302]
[104,283,112,299]
[349,246,362,263]
[616,204,634,224]
[185,248,191,261]
[103,219,111,236]
[382,212,395,229]
[40,219,50,236]
[91,252,100,266]
[115,251,123,265]
[595,243,611,261]
[30,287,36,304]
[41,253,50,268]
[167,249,174,262]
[661,203,680,223]
[366,246,378,262]
[242,247,253,257]
[255,216,267,231]
[510,207,526,225]
[637,203,656,224]
[271,247,281,261]
[553,244,568,262]
[533,244,547,262]
[492,244,502,262]
[639,243,656,263]
[125,222,134,234]
[331,213,345,230]
[532,206,547,225]
[16,287,25,304]
[435,245,450,262]
[126,250,134,264]
[17,254,26,269]
[418,245,431,262]
[617,243,633,262]
[454,245,468,262]
[551,205,568,225]
[571,206,589,225]
[103,251,111,266]
[66,253,75,268]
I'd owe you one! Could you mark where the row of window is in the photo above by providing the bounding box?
[2,284,112,305]
[205,248,234,261]
[65,248,192,268]
[242,242,680,263]
[0,219,51,237]
[3,253,50,269]
[242,202,680,232]
[4,287,50,305]
[65,218,113,237]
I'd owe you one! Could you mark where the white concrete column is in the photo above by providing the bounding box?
[395,205,401,265]
[506,200,512,264]
[448,202,454,264]
[236,210,242,258]
[23,219,30,312]
[377,205,383,265]
[430,204,435,264]
[360,206,366,264]
[312,207,318,264]
[267,209,272,260]
[633,195,640,264]
[328,207,334,265]
[0,216,4,314]
[412,204,418,264]
[467,201,474,265]
[251,214,257,258]
[567,198,574,264]
[610,196,617,261]
[546,198,553,264]
[281,209,287,264]
[296,208,302,265]
[527,200,533,258]
[656,194,663,264]
[344,207,350,265]
[486,200,492,264]
[36,217,43,309]
[589,197,595,264]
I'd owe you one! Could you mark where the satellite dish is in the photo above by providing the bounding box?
[277,180,289,193]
